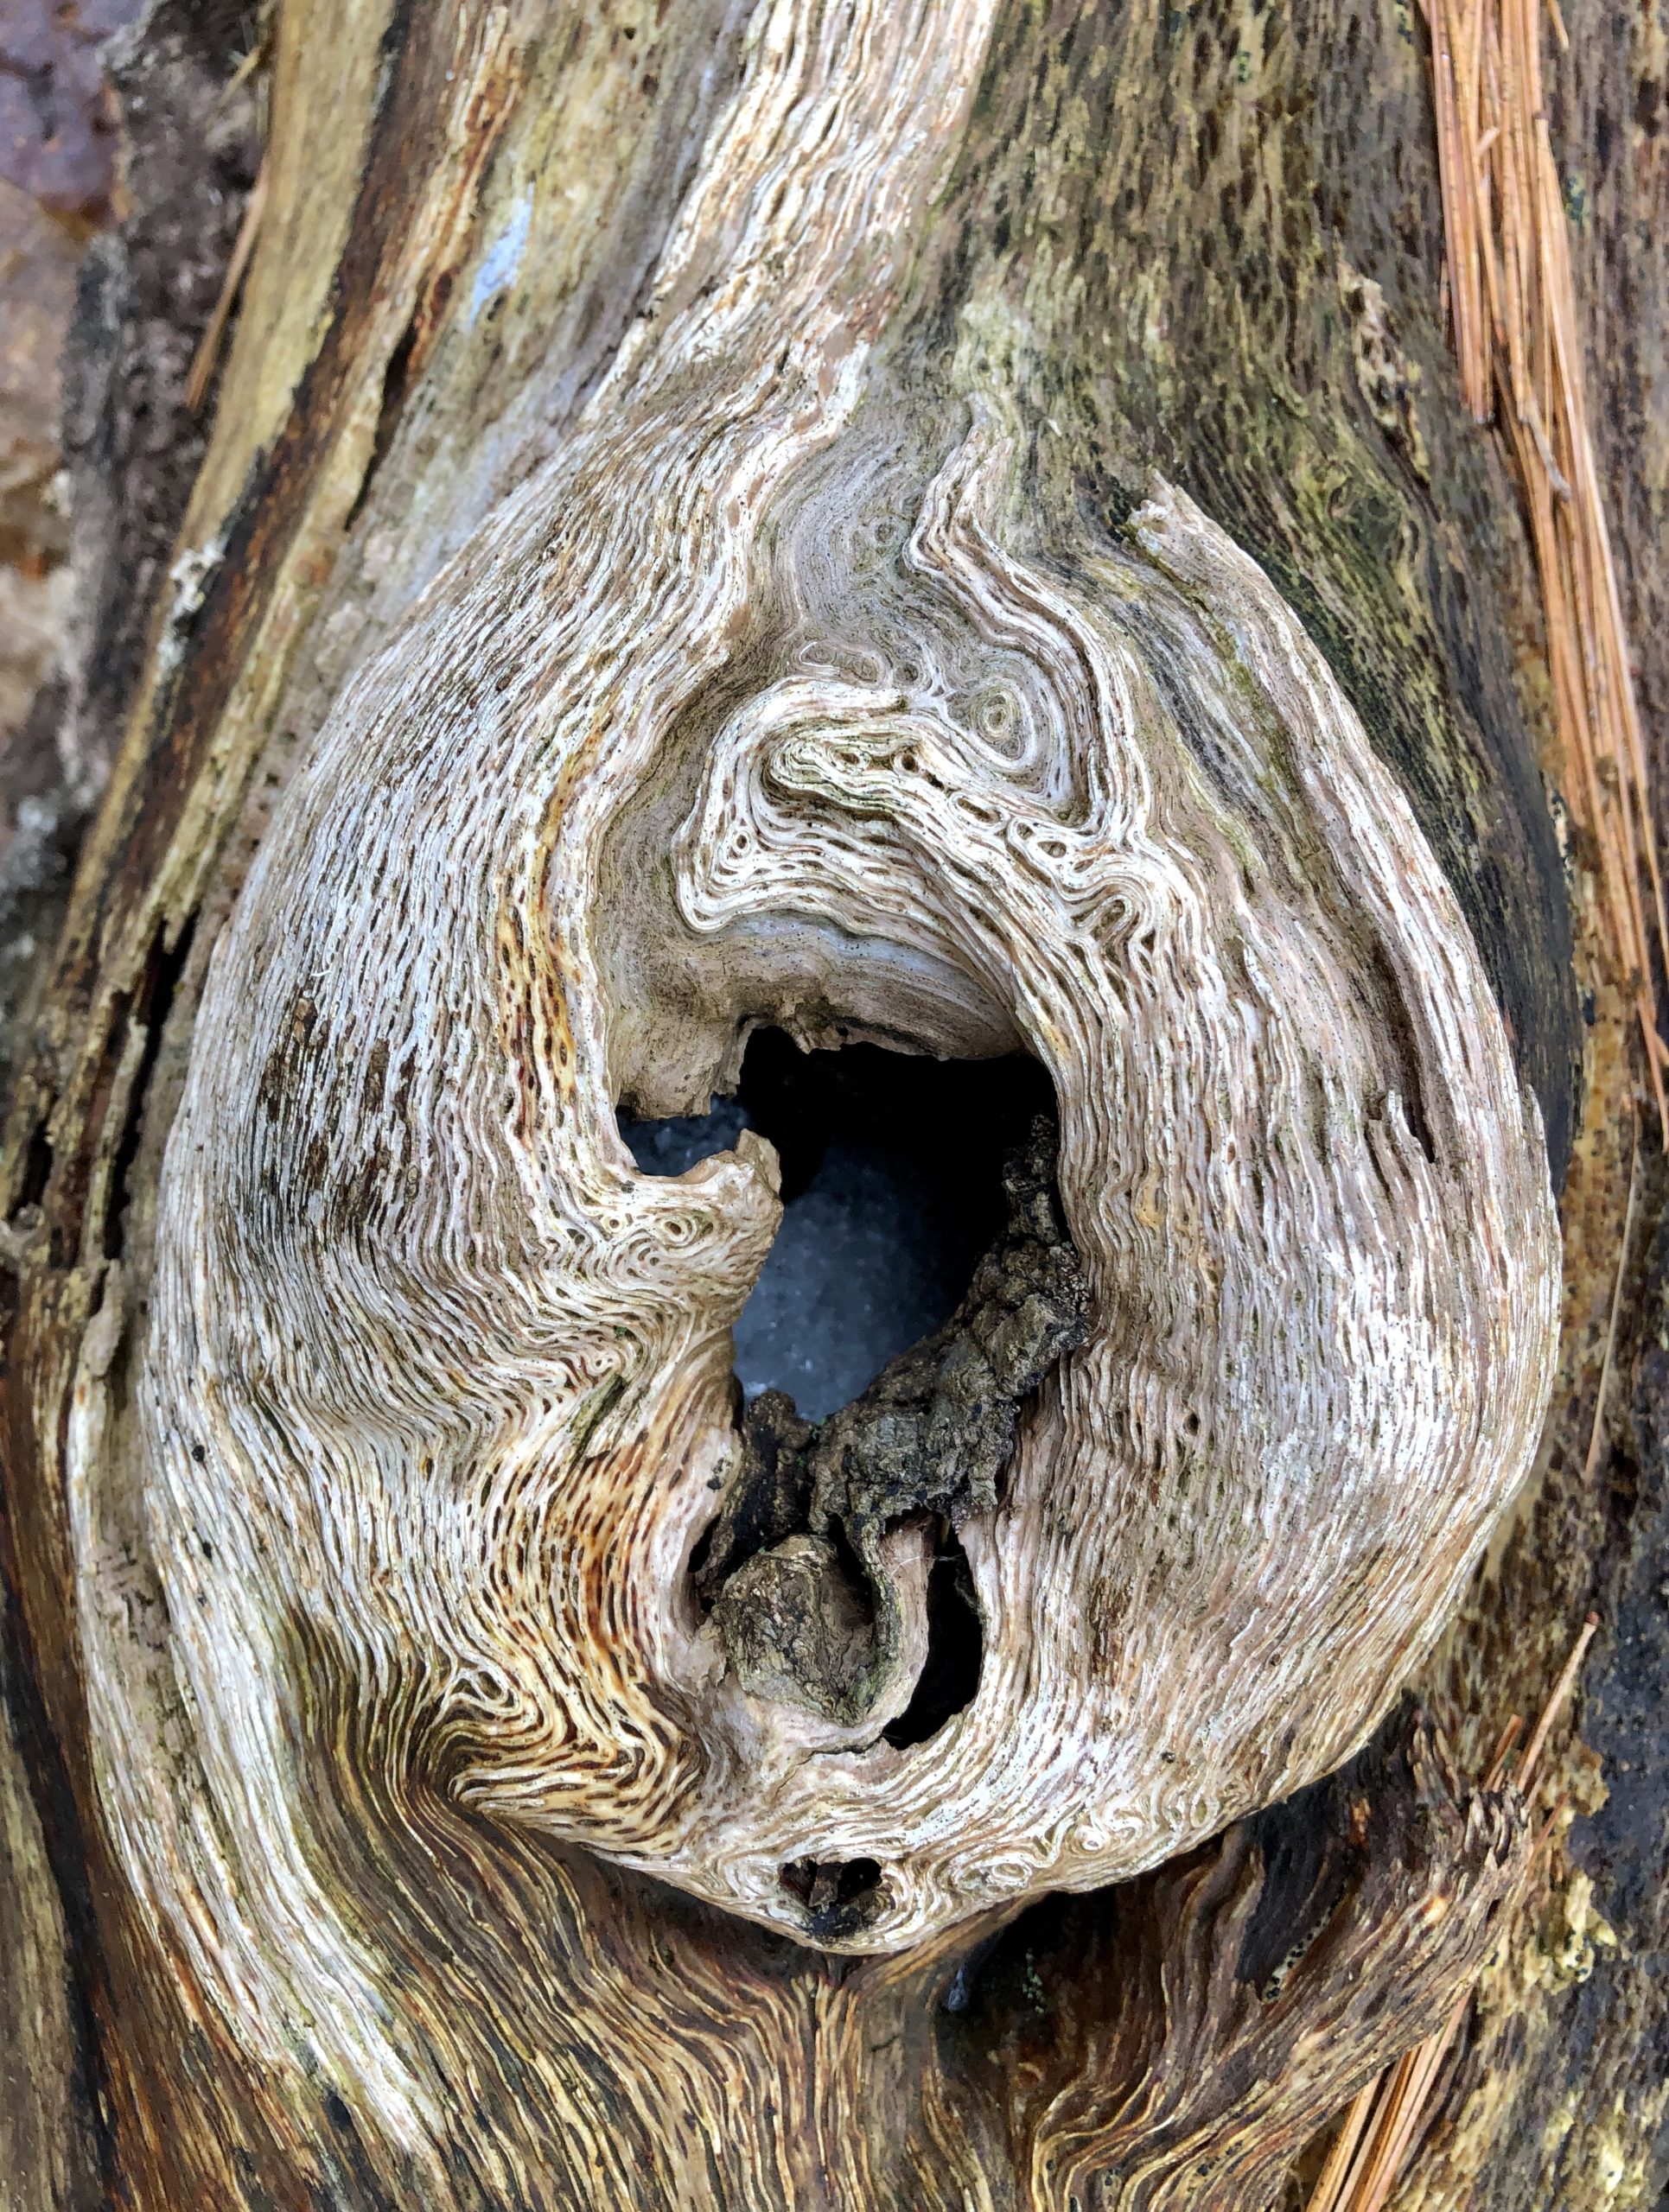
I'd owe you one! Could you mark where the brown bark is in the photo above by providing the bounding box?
[1,0,1662,2206]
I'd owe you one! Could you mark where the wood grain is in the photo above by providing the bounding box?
[1,0,1647,2202]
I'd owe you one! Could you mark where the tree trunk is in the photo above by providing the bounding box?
[1,0,1663,2207]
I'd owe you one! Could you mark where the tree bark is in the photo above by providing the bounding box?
[0,0,1662,2208]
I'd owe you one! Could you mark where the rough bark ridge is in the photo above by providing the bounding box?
[3,0,1653,2204]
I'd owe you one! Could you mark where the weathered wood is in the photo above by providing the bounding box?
[0,1632,99,2212]
[0,0,1661,2205]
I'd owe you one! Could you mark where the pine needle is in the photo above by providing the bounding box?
[185,159,269,415]
[1516,1614,1597,1793]
[1415,0,1667,1124]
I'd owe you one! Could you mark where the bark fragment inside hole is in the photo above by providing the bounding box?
[619,1026,1059,1417]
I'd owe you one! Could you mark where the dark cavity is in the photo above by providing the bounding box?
[621,1030,1088,1764]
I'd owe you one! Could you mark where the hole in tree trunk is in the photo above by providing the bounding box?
[779,1853,885,1940]
[624,1031,1085,1752]
[619,1027,1057,1420]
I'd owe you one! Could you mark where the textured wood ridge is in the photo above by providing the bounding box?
[3,0,1642,2202]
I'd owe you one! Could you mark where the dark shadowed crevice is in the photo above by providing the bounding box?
[13,1118,52,1215]
[778,1854,885,1943]
[342,316,419,531]
[882,1522,983,1749]
[103,912,197,1261]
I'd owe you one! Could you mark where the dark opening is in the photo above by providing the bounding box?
[105,914,198,1262]
[619,1027,1055,1420]
[15,1118,53,1212]
[779,1853,885,1941]
[882,1522,983,1749]
[344,315,419,529]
